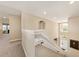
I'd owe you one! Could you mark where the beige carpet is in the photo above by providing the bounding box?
[0,34,25,57]
[35,44,64,57]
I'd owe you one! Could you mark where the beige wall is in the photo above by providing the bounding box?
[9,15,21,41]
[69,16,79,41]
[67,16,79,56]
[22,12,58,43]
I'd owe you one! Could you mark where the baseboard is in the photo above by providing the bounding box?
[10,39,21,43]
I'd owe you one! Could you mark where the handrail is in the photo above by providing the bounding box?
[22,29,66,56]
[34,30,66,56]
[38,33,66,56]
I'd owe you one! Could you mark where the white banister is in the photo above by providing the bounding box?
[22,29,66,57]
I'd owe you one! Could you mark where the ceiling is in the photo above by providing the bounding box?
[0,1,79,22]
[0,5,20,17]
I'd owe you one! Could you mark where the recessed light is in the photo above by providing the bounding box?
[43,11,47,15]
[3,16,7,18]
[53,17,57,19]
[70,1,74,4]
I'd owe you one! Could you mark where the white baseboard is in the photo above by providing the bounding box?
[10,39,21,43]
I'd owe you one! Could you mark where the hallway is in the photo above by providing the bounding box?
[0,34,25,57]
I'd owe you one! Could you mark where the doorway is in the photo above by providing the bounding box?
[2,17,9,34]
[3,24,9,34]
[59,22,69,50]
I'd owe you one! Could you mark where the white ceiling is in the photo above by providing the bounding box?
[0,5,20,17]
[0,1,79,22]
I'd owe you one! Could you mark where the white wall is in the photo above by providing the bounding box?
[22,30,35,57]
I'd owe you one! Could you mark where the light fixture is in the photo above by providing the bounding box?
[3,16,7,18]
[70,1,74,4]
[43,11,47,15]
